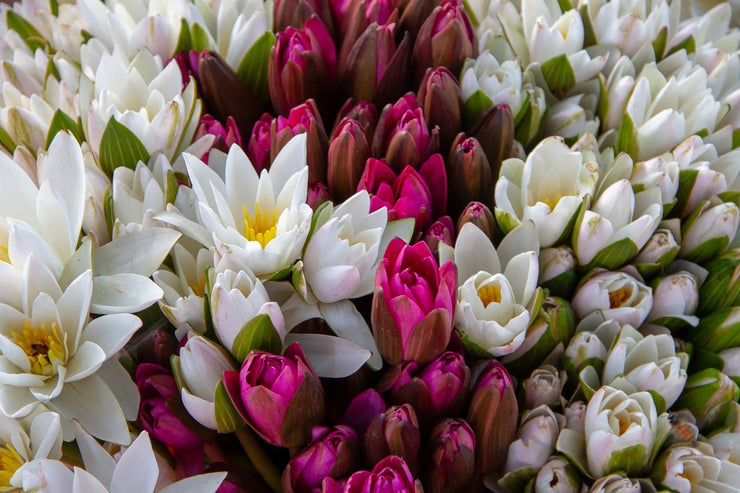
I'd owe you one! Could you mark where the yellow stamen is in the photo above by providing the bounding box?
[242,203,279,248]
[0,246,8,263]
[0,445,23,489]
[542,193,564,210]
[478,284,502,307]
[11,321,66,376]
[189,279,206,298]
[609,287,632,308]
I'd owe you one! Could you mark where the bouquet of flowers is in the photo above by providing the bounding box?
[0,0,739,491]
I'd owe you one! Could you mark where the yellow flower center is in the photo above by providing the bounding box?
[542,193,564,210]
[0,246,8,263]
[12,322,66,376]
[478,284,502,307]
[609,287,632,308]
[0,445,22,489]
[189,279,206,298]
[242,203,279,248]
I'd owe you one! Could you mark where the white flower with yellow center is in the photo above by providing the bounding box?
[157,134,312,278]
[0,267,141,445]
[460,52,526,118]
[495,136,600,247]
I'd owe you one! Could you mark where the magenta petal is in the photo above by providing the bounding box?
[419,154,447,218]
[223,370,250,423]
[243,386,290,446]
[389,295,425,347]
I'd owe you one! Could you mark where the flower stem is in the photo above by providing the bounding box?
[234,426,282,493]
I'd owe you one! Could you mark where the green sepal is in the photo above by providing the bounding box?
[666,35,695,57]
[170,354,184,390]
[579,238,640,273]
[291,261,307,300]
[733,128,740,149]
[674,168,698,217]
[0,125,16,153]
[634,261,665,281]
[165,169,179,205]
[202,265,218,342]
[605,443,649,477]
[50,0,59,17]
[46,110,83,148]
[697,249,740,316]
[541,54,576,93]
[689,306,740,353]
[615,112,638,160]
[190,22,212,51]
[499,466,539,492]
[459,331,495,359]
[513,90,530,126]
[556,0,574,11]
[99,116,150,178]
[652,26,668,60]
[303,200,333,255]
[266,264,293,282]
[579,4,597,47]
[103,186,114,237]
[682,236,729,265]
[174,18,192,54]
[647,390,667,415]
[7,11,49,52]
[80,30,93,44]
[214,379,246,433]
[718,190,740,206]
[493,207,520,236]
[689,349,726,374]
[236,31,274,107]
[231,314,283,363]
[44,57,60,82]
[540,270,576,300]
[463,89,493,127]
[597,74,609,126]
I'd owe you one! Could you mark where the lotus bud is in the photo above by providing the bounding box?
[468,103,514,178]
[197,51,263,138]
[307,182,332,210]
[173,50,201,86]
[268,16,337,116]
[412,0,477,83]
[719,348,740,385]
[651,442,740,492]
[564,401,587,434]
[646,271,699,328]
[364,404,421,474]
[681,198,739,264]
[698,248,740,316]
[501,406,562,490]
[339,389,387,440]
[522,365,566,409]
[703,401,740,435]
[417,67,463,153]
[327,119,371,200]
[337,455,423,492]
[247,113,274,173]
[336,0,400,67]
[466,360,518,477]
[633,228,680,279]
[689,306,740,353]
[282,425,359,493]
[396,0,440,42]
[126,326,179,367]
[379,351,470,428]
[271,99,329,185]
[502,297,576,377]
[372,93,436,173]
[588,475,644,492]
[664,410,699,446]
[371,238,456,365]
[194,115,243,164]
[224,343,325,448]
[675,369,740,428]
[274,0,335,34]
[533,456,582,493]
[423,216,455,260]
[456,201,496,241]
[539,246,576,298]
[571,271,653,328]
[564,332,606,385]
[332,99,378,140]
[446,133,493,218]
[423,418,475,493]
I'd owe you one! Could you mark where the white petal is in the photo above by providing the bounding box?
[10,221,63,279]
[503,251,539,305]
[180,388,217,430]
[319,300,382,370]
[64,342,106,382]
[0,152,38,226]
[455,223,501,282]
[93,228,181,276]
[72,467,108,493]
[158,473,228,493]
[285,333,371,378]
[110,432,158,493]
[269,134,307,192]
[57,270,92,352]
[73,422,116,486]
[96,359,139,421]
[0,385,37,417]
[81,314,141,358]
[91,274,163,314]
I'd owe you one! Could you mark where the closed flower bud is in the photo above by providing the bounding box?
[522,365,566,409]
[332,100,378,141]
[456,201,496,241]
[633,228,680,279]
[564,331,607,385]
[307,182,332,210]
[702,401,740,435]
[412,0,477,83]
[372,94,433,173]
[698,248,740,316]
[469,103,514,179]
[689,306,740,353]
[194,115,243,164]
[247,113,274,173]
[328,119,371,201]
[571,271,653,329]
[364,404,421,474]
[424,418,475,493]
[646,271,699,328]
[336,455,423,493]
[675,369,740,428]
[423,216,455,259]
[719,348,740,384]
[339,389,387,440]
[539,246,576,298]
[271,99,329,185]
[533,456,582,493]
[681,198,739,264]
[274,0,335,35]
[564,401,587,434]
[418,67,463,153]
[446,133,493,219]
[467,360,518,477]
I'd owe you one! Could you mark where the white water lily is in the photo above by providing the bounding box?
[631,154,680,208]
[573,179,663,268]
[571,271,653,328]
[495,136,600,247]
[651,442,740,493]
[460,52,526,119]
[523,364,567,409]
[504,405,563,474]
[588,475,643,492]
[646,270,699,326]
[557,385,670,479]
[157,134,312,278]
[80,46,201,162]
[450,221,540,357]
[0,410,62,491]
[172,333,236,430]
[24,429,226,493]
[0,267,140,444]
[545,94,600,141]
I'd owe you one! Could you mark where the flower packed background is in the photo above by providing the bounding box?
[0,0,739,491]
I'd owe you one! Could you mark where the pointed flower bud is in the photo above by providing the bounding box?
[675,369,740,428]
[564,331,607,386]
[646,271,699,328]
[307,182,332,210]
[335,455,423,493]
[539,246,576,298]
[195,115,243,163]
[274,0,335,34]
[271,99,329,185]
[412,0,477,83]
[269,16,337,116]
[681,198,739,264]
[247,113,274,173]
[423,419,476,493]
[328,119,371,201]
[423,216,455,260]
[456,202,496,241]
[339,389,387,441]
[523,365,566,409]
[466,360,518,476]
[225,343,326,448]
[371,238,456,365]
[364,404,421,474]
[418,67,462,153]
[446,133,493,219]
[372,94,433,173]
[533,456,582,493]
[332,100,378,141]
[699,248,740,316]
[633,228,680,279]
[469,103,514,178]
[282,425,359,493]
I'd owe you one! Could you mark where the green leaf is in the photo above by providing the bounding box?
[98,117,150,178]
[231,314,283,363]
[214,380,246,433]
[46,110,83,148]
[463,89,493,127]
[0,125,16,153]
[616,112,638,159]
[7,11,49,52]
[582,237,639,272]
[190,23,211,51]
[174,18,192,54]
[236,31,274,106]
[541,54,576,93]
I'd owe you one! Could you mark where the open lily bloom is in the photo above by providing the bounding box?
[447,221,540,357]
[157,134,312,279]
[0,411,62,491]
[0,267,140,444]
